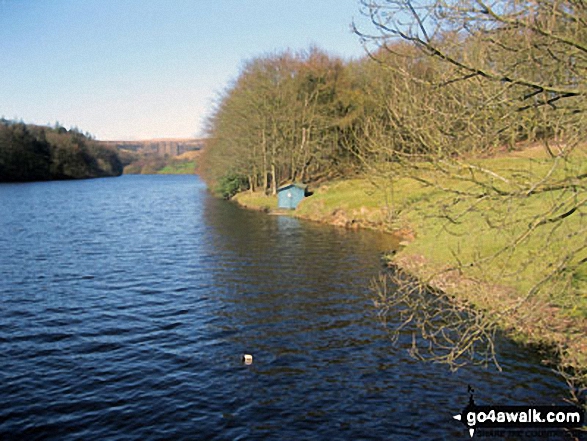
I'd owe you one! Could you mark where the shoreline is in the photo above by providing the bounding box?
[231,183,586,387]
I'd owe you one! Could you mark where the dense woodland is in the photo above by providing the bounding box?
[199,48,368,197]
[0,119,123,182]
[200,0,586,198]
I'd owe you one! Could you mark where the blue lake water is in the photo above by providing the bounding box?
[0,175,575,440]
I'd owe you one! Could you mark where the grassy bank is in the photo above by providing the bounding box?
[232,147,587,381]
[232,191,278,211]
[156,160,196,174]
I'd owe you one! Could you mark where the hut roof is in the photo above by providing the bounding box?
[278,183,308,191]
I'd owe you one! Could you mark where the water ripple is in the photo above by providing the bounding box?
[0,176,574,440]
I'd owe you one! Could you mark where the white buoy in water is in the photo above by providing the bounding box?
[242,354,253,365]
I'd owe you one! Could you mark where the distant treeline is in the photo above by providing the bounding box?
[200,0,585,198]
[0,119,123,182]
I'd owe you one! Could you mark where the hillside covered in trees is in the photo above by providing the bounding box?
[201,0,585,195]
[0,119,123,182]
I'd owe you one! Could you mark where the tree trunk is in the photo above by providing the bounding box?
[270,162,277,195]
[262,129,269,193]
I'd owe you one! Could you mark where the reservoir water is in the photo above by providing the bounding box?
[0,175,574,440]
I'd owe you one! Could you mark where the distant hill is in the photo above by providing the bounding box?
[0,120,123,182]
[102,137,206,175]
[101,138,206,157]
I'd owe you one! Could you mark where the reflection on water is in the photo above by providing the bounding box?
[0,175,574,440]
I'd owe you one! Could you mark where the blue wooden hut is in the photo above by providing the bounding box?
[277,183,308,210]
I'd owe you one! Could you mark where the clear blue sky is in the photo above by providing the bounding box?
[0,0,373,140]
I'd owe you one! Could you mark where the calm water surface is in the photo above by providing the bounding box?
[0,175,574,440]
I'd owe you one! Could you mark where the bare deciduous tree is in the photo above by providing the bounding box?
[355,0,587,392]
